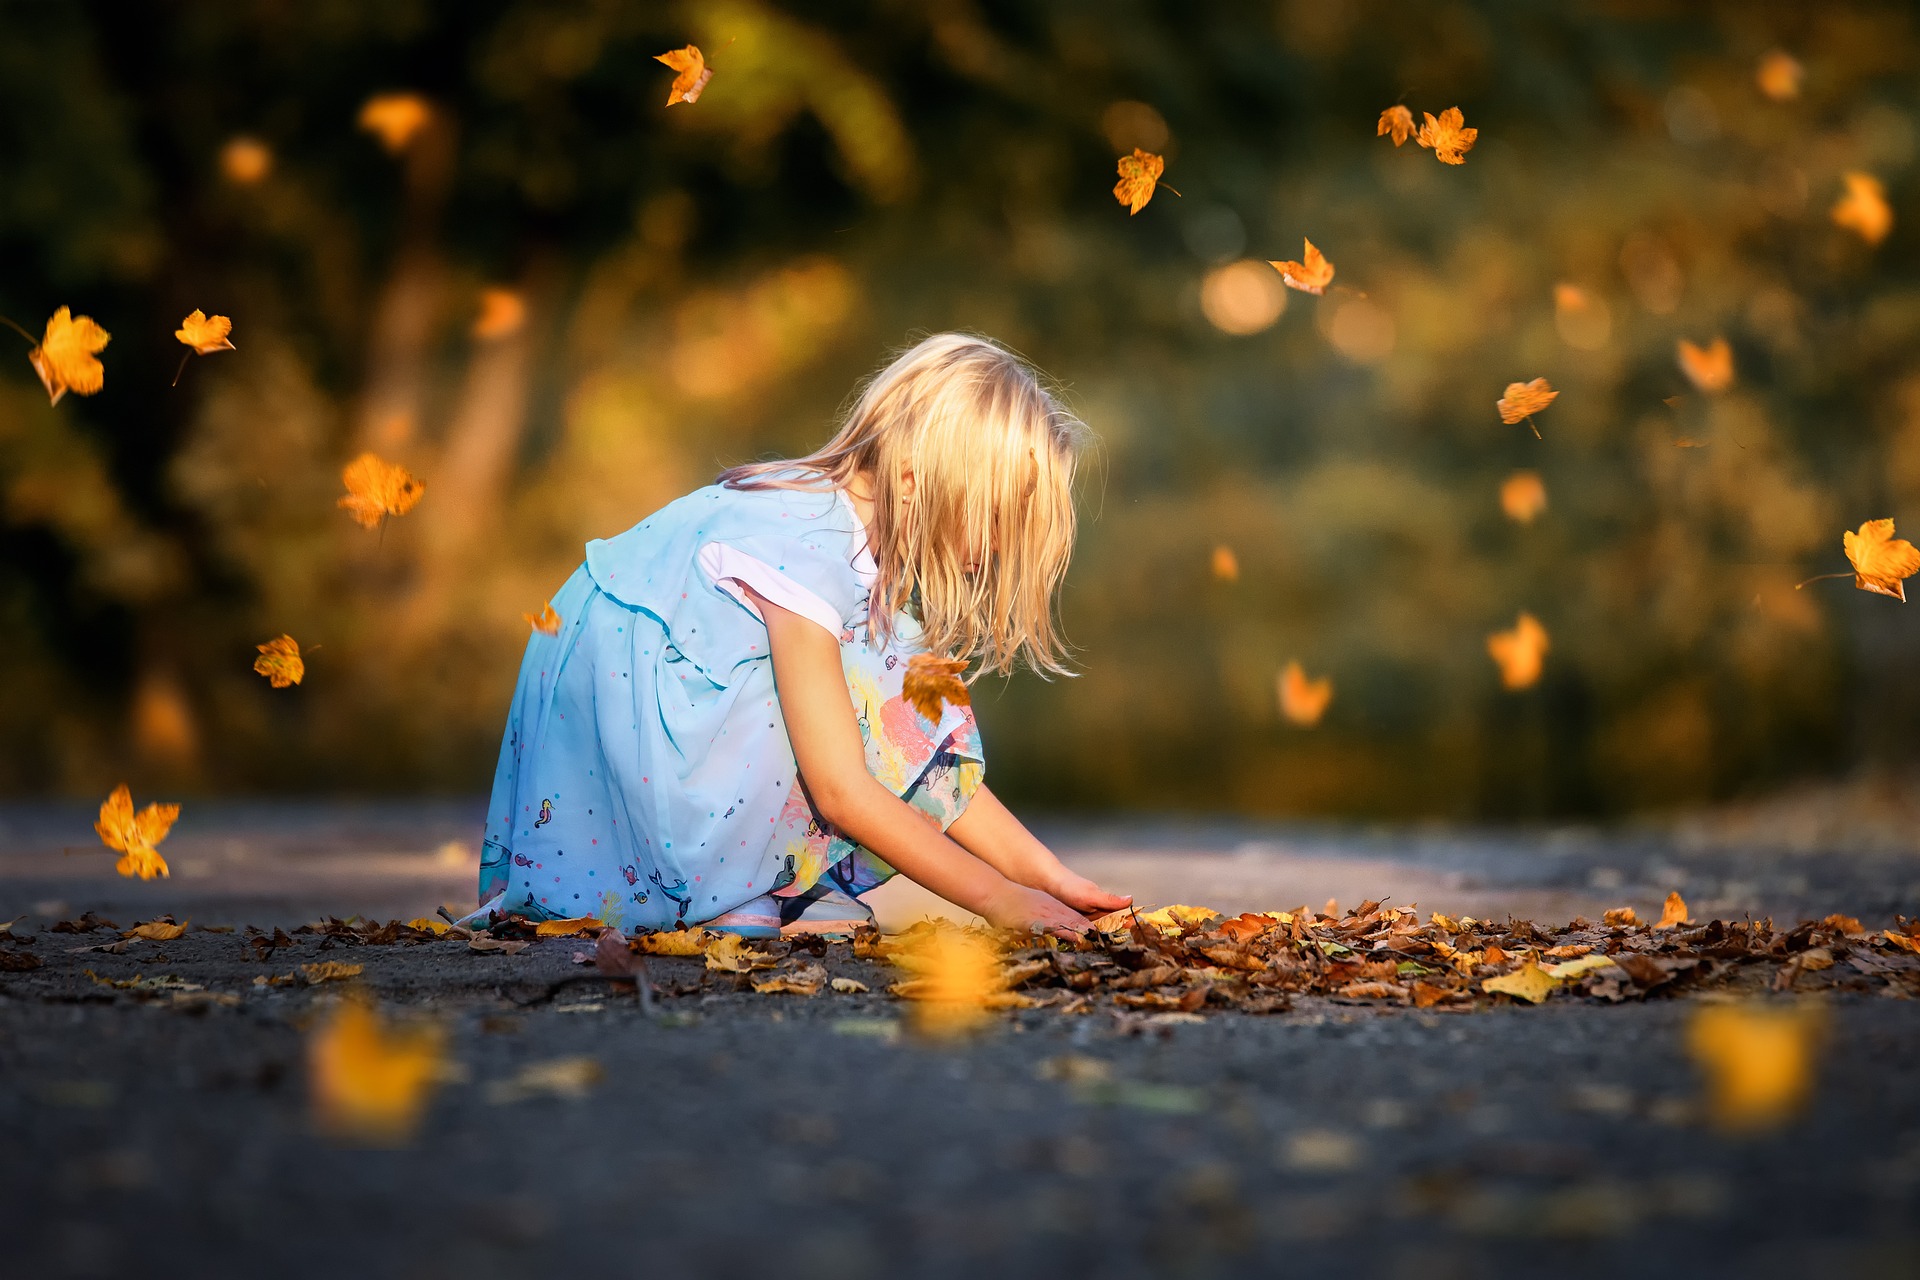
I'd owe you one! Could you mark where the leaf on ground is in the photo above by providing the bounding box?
[1482,958,1558,1004]
[1376,104,1415,146]
[28,307,110,406]
[532,916,603,938]
[95,784,178,881]
[705,933,778,972]
[1136,905,1221,933]
[830,976,869,994]
[1415,106,1477,164]
[467,936,529,955]
[175,310,235,355]
[1277,660,1333,726]
[1677,337,1734,393]
[753,963,828,996]
[1269,238,1335,295]
[1655,891,1692,930]
[637,928,715,957]
[302,961,364,984]
[1844,519,1920,602]
[403,917,450,935]
[308,997,446,1144]
[1604,907,1640,927]
[655,46,714,106]
[1686,1003,1820,1131]
[524,603,561,636]
[253,634,304,688]
[126,919,186,941]
[902,654,969,722]
[1486,612,1549,690]
[1546,954,1620,980]
[337,453,425,529]
[1113,148,1166,215]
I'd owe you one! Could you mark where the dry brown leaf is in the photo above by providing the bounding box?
[472,288,525,340]
[705,933,778,972]
[753,963,828,996]
[28,307,110,406]
[637,928,714,957]
[1832,172,1892,246]
[1755,50,1804,101]
[358,93,431,152]
[337,453,425,529]
[1269,238,1335,295]
[467,936,529,955]
[1415,106,1477,164]
[1277,660,1333,727]
[1496,377,1558,435]
[127,919,186,941]
[1677,338,1734,393]
[1210,544,1239,582]
[1113,148,1166,215]
[655,45,714,106]
[1844,519,1920,601]
[308,997,446,1143]
[1376,104,1415,146]
[1880,929,1920,955]
[1655,891,1692,930]
[253,634,304,688]
[96,784,178,881]
[1687,1003,1820,1131]
[1604,906,1639,927]
[1486,612,1549,690]
[830,976,870,994]
[903,654,969,722]
[1500,471,1547,524]
[302,961,364,984]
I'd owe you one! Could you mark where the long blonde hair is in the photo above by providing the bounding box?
[718,333,1089,676]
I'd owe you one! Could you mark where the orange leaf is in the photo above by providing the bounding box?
[1415,106,1477,164]
[1832,172,1892,246]
[28,307,110,407]
[1844,519,1920,601]
[1677,338,1733,393]
[307,997,446,1144]
[533,916,604,938]
[655,45,714,107]
[1687,1003,1820,1131]
[175,310,235,355]
[1755,50,1804,102]
[1113,148,1166,215]
[472,288,526,340]
[903,654,969,722]
[358,93,431,153]
[95,784,178,881]
[1277,660,1333,727]
[337,453,425,529]
[219,136,273,185]
[1269,238,1335,295]
[1210,544,1239,582]
[525,603,562,636]
[1486,612,1549,690]
[253,634,304,688]
[1500,470,1547,524]
[128,918,186,941]
[1496,377,1558,434]
[1376,104,1415,146]
[1654,890,1691,929]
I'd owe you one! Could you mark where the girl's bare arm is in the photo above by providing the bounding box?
[945,785,1132,916]
[751,587,1093,934]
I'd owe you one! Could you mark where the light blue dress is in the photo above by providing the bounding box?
[471,478,983,930]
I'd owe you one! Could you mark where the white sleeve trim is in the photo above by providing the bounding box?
[697,542,845,638]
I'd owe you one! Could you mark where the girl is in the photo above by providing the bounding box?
[472,333,1130,938]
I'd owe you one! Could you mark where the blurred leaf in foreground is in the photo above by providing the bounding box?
[1487,613,1549,690]
[1376,104,1415,146]
[337,453,425,530]
[308,997,447,1144]
[903,654,969,722]
[1278,660,1333,726]
[1832,172,1892,245]
[1687,1003,1821,1131]
[28,307,110,406]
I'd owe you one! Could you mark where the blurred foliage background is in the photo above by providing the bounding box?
[3,0,1919,818]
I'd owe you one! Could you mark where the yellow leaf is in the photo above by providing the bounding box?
[1880,929,1920,955]
[404,917,450,935]
[1481,958,1558,1004]
[1210,544,1239,582]
[1415,106,1478,164]
[95,784,178,881]
[894,928,1005,1039]
[219,136,273,185]
[1496,377,1558,434]
[358,93,432,152]
[1277,660,1333,727]
[524,603,562,636]
[1113,148,1166,215]
[637,928,715,956]
[1832,171,1892,246]
[1755,50,1803,102]
[1654,890,1692,930]
[308,997,446,1143]
[472,288,526,340]
[1676,337,1734,393]
[655,45,714,107]
[1500,470,1547,524]
[1545,954,1620,980]
[253,634,304,688]
[1486,612,1549,690]
[1137,904,1220,932]
[1269,238,1335,296]
[174,310,235,355]
[302,961,364,984]
[532,916,603,938]
[128,919,186,941]
[337,453,425,529]
[1687,1003,1820,1131]
[1844,519,1920,602]
[903,653,969,722]
[1604,906,1639,927]
[705,933,777,972]
[28,307,110,407]
[1376,104,1415,146]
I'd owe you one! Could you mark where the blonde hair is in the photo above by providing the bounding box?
[718,333,1089,676]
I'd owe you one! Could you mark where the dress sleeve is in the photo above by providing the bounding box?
[697,542,848,637]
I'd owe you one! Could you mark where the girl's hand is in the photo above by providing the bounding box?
[1042,870,1133,917]
[982,883,1101,939]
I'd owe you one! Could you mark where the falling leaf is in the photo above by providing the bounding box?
[337,453,425,529]
[174,310,235,355]
[1500,471,1547,524]
[1277,660,1333,727]
[705,933,778,972]
[1687,1003,1820,1131]
[525,604,561,636]
[1210,544,1239,582]
[1677,338,1734,393]
[1844,519,1920,601]
[1376,104,1416,146]
[472,288,526,340]
[1268,238,1335,295]
[219,136,273,185]
[1496,377,1558,436]
[1482,958,1557,1003]
[1832,172,1892,246]
[655,45,714,106]
[1415,106,1478,164]
[28,307,110,407]
[308,997,446,1144]
[1655,891,1692,930]
[1553,283,1611,350]
[127,919,186,942]
[532,916,602,938]
[1755,50,1804,101]
[903,654,970,722]
[1113,148,1166,215]
[95,784,178,881]
[894,928,1005,1038]
[637,928,714,957]
[752,963,829,996]
[358,93,431,152]
[1486,612,1549,690]
[302,961,365,984]
[253,635,304,688]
